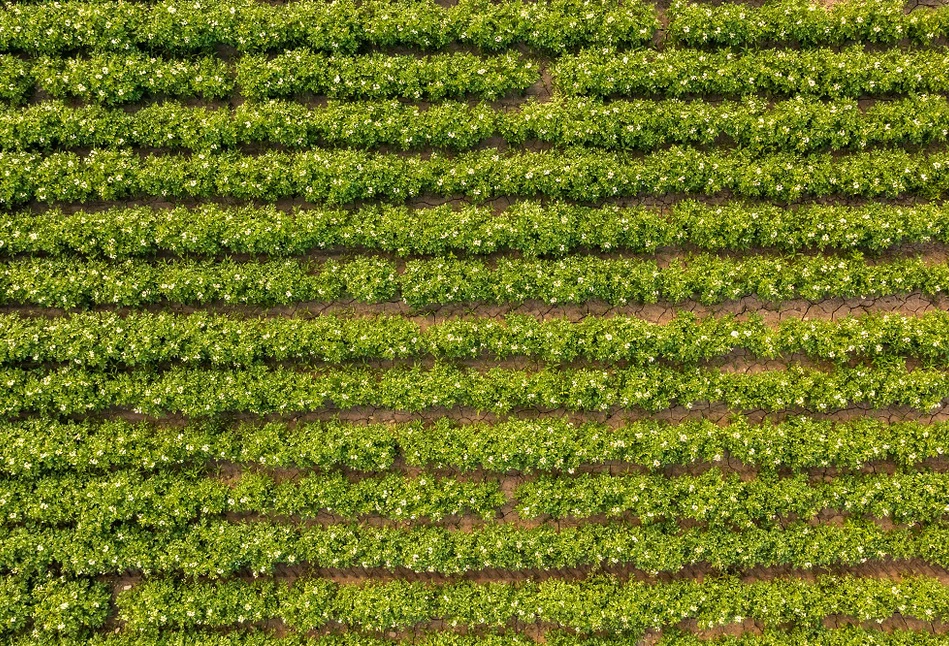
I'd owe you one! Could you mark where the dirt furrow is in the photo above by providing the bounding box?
[2,292,947,325]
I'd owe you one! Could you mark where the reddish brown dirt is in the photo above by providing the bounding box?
[4,291,949,325]
[210,449,949,482]
[8,239,949,265]
[105,559,949,589]
[22,190,942,217]
[908,0,949,7]
[21,351,849,374]
[88,398,949,430]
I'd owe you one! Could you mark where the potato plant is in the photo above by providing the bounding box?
[0,520,941,578]
[0,415,945,477]
[3,0,949,638]
[2,363,949,416]
[4,310,949,367]
[4,97,949,153]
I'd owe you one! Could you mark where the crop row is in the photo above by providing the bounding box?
[112,575,949,633]
[8,310,949,368]
[552,47,949,99]
[7,199,949,258]
[8,628,949,646]
[8,47,949,106]
[79,574,949,634]
[517,470,949,524]
[237,51,537,103]
[4,364,949,415]
[16,51,538,105]
[3,0,949,57]
[0,576,107,640]
[6,469,948,529]
[8,96,949,154]
[0,54,228,104]
[4,518,949,577]
[1,148,947,206]
[113,574,949,635]
[1,472,506,527]
[8,574,949,642]
[5,415,944,477]
[0,0,658,55]
[5,254,949,308]
[666,0,948,48]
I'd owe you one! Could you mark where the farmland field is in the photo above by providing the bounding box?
[6,0,949,644]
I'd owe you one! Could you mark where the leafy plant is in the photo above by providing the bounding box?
[0,0,658,55]
[112,574,949,633]
[554,48,949,98]
[2,363,949,416]
[1,147,947,206]
[29,577,110,638]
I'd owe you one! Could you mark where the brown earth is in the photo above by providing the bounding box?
[4,291,949,325]
[77,397,949,430]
